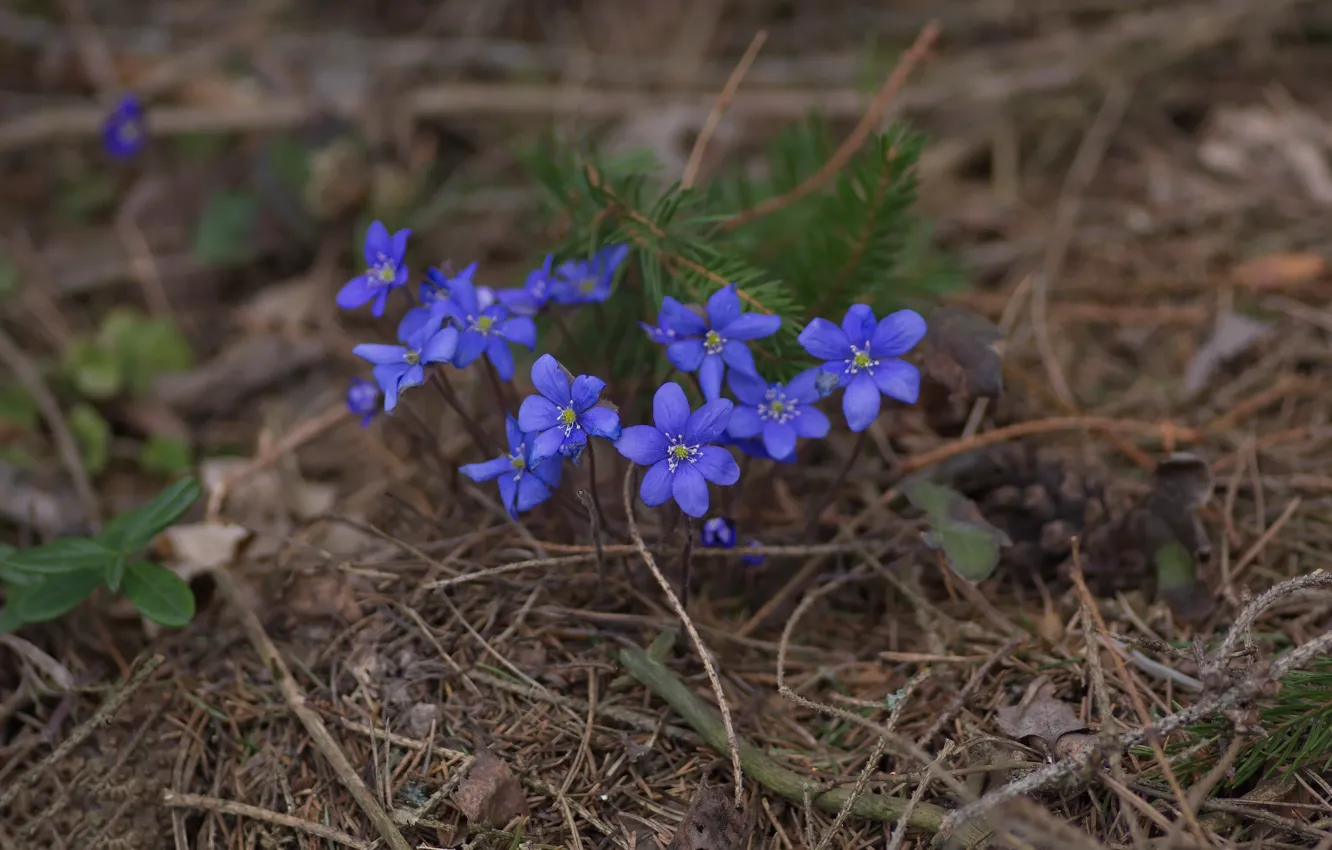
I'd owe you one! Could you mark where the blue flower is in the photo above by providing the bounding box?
[797,305,926,432]
[435,266,537,381]
[518,354,622,464]
[346,377,381,427]
[725,367,830,462]
[614,382,739,518]
[498,255,554,316]
[550,244,629,305]
[660,284,781,402]
[337,222,411,317]
[460,415,563,519]
[352,312,458,412]
[102,95,147,159]
[638,305,682,346]
[742,540,766,567]
[701,517,736,549]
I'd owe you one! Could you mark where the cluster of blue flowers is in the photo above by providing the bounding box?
[340,222,927,540]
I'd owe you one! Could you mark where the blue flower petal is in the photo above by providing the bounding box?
[684,398,733,446]
[722,313,782,341]
[659,297,709,337]
[652,383,691,436]
[363,221,390,266]
[869,309,928,359]
[389,228,411,264]
[336,276,377,310]
[841,304,877,346]
[448,273,480,317]
[530,451,563,489]
[370,288,391,318]
[719,340,757,376]
[453,330,487,368]
[698,354,725,402]
[460,455,514,483]
[515,473,554,514]
[640,459,674,506]
[666,338,706,373]
[531,427,566,464]
[518,395,562,432]
[571,374,607,412]
[705,284,741,331]
[421,326,459,365]
[761,420,797,462]
[872,359,921,404]
[353,343,408,366]
[694,446,740,486]
[580,406,621,440]
[558,428,588,460]
[615,425,668,465]
[725,405,763,438]
[504,416,525,453]
[727,369,769,406]
[372,363,410,412]
[498,288,540,316]
[785,368,822,403]
[498,316,537,349]
[793,406,831,439]
[486,336,515,380]
[798,318,851,361]
[398,307,431,341]
[530,353,571,404]
[497,474,519,518]
[842,372,882,432]
[672,464,710,518]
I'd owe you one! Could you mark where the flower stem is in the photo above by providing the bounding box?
[550,308,586,370]
[680,515,696,610]
[584,439,612,536]
[803,429,867,538]
[482,357,512,421]
[430,369,496,454]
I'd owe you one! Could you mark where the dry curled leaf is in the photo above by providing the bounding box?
[452,744,529,828]
[994,676,1087,758]
[1232,252,1325,290]
[667,785,747,850]
[919,306,1005,401]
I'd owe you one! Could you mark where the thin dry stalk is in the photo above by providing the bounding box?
[210,565,412,850]
[621,466,743,808]
[886,741,958,850]
[161,793,370,849]
[681,29,767,189]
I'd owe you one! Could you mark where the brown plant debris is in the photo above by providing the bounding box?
[452,742,530,829]
[666,784,749,850]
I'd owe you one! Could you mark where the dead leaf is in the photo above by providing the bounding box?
[283,571,365,623]
[994,676,1087,757]
[1233,252,1325,290]
[453,744,529,828]
[918,306,1005,401]
[1183,310,1272,396]
[667,785,747,850]
[160,522,252,580]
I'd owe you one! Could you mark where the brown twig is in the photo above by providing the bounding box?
[681,29,767,189]
[621,466,743,807]
[722,21,940,231]
[210,565,412,850]
[0,325,101,529]
[161,793,370,849]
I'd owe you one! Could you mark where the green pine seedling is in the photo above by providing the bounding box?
[0,477,202,633]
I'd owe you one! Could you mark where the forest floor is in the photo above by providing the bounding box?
[4,1,1332,848]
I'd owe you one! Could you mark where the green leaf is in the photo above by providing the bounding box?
[0,384,38,431]
[194,190,258,264]
[99,309,194,396]
[263,135,312,195]
[122,560,195,627]
[13,569,104,623]
[0,542,40,586]
[922,520,1008,582]
[98,477,202,553]
[1154,540,1196,591]
[5,536,116,574]
[63,339,123,400]
[105,549,126,592]
[68,403,111,475]
[173,132,230,161]
[138,435,194,476]
[0,599,27,634]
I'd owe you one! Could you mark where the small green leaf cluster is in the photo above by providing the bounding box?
[0,477,202,633]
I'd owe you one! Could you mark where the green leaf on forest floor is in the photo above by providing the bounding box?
[194,189,258,264]
[100,308,194,395]
[138,434,193,476]
[63,338,123,400]
[67,403,111,474]
[903,478,1012,582]
[122,560,194,626]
